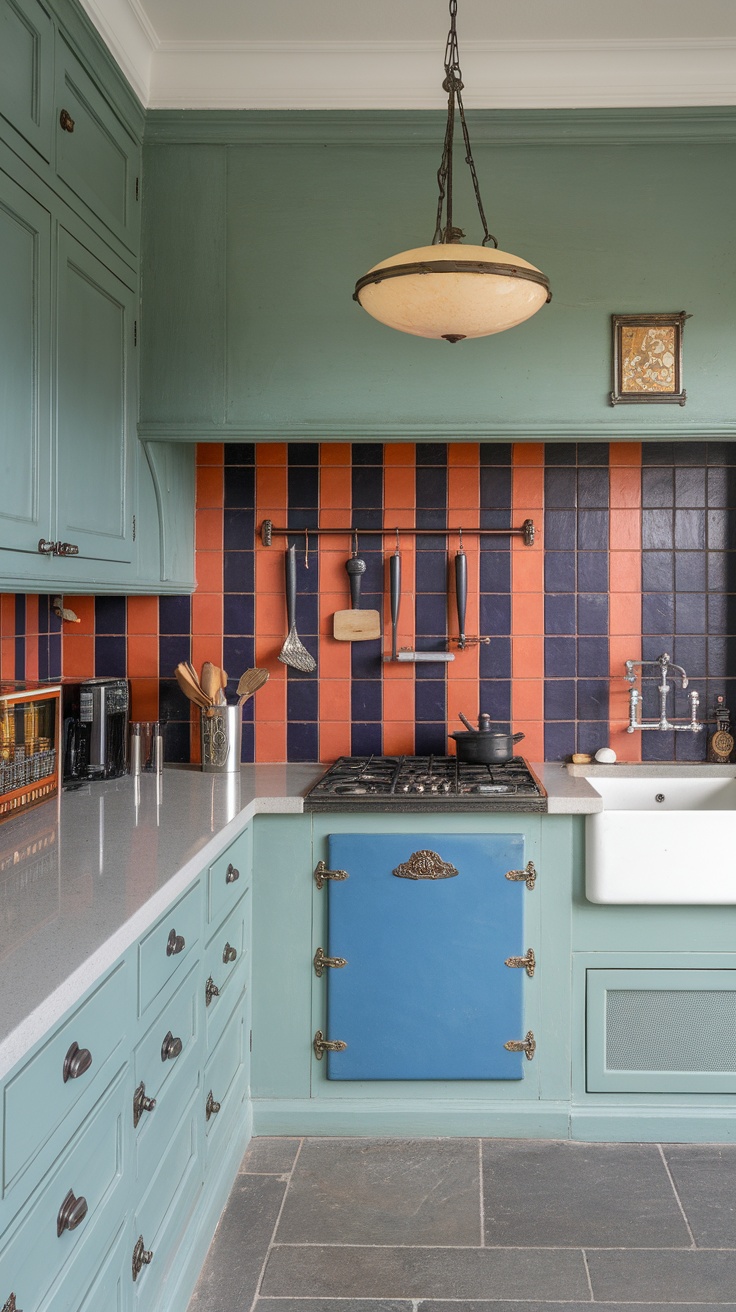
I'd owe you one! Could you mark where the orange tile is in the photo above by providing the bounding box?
[610,467,642,509]
[512,442,544,466]
[516,723,544,762]
[192,591,223,635]
[257,593,285,635]
[25,635,38,681]
[383,722,415,755]
[62,633,95,679]
[255,546,288,594]
[0,638,14,680]
[256,467,287,508]
[609,509,641,551]
[129,678,160,720]
[512,550,544,593]
[512,592,544,636]
[191,634,221,677]
[512,467,544,509]
[319,680,351,721]
[64,596,96,634]
[319,641,353,681]
[448,443,479,466]
[513,680,544,721]
[255,721,286,762]
[447,679,480,725]
[195,508,223,552]
[383,509,416,529]
[609,441,642,467]
[384,443,415,466]
[255,634,281,667]
[255,676,286,720]
[384,466,416,512]
[127,635,158,678]
[25,595,38,636]
[320,467,351,515]
[383,679,415,723]
[127,596,159,636]
[320,443,351,466]
[1,595,15,632]
[610,593,641,635]
[512,635,544,676]
[256,443,287,466]
[196,464,223,509]
[448,467,479,509]
[196,442,224,466]
[609,549,641,593]
[195,552,223,594]
[319,722,352,762]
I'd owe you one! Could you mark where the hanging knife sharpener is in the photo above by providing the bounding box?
[386,529,455,663]
[451,529,490,651]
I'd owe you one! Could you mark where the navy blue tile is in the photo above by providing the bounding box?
[415,593,449,636]
[544,443,577,465]
[708,592,735,634]
[577,510,609,551]
[642,467,674,508]
[224,442,255,464]
[577,593,608,635]
[675,508,705,550]
[351,466,383,510]
[224,465,255,509]
[47,632,61,680]
[673,636,706,676]
[223,594,254,635]
[14,595,26,634]
[544,468,577,508]
[674,441,708,465]
[545,594,576,635]
[642,442,674,465]
[706,468,736,508]
[295,593,319,635]
[416,443,446,465]
[223,550,254,593]
[287,721,319,761]
[287,509,319,531]
[577,442,609,466]
[289,466,318,509]
[578,636,609,678]
[36,595,50,635]
[416,467,447,509]
[642,634,672,662]
[36,637,46,681]
[544,510,576,551]
[288,442,319,465]
[577,721,610,755]
[479,508,512,535]
[642,731,676,761]
[675,466,706,507]
[577,679,609,720]
[48,602,62,636]
[158,595,191,635]
[95,596,126,634]
[414,722,446,755]
[544,552,576,592]
[577,552,608,592]
[578,469,609,508]
[642,592,674,635]
[159,635,191,675]
[288,679,319,722]
[240,719,255,764]
[708,442,736,465]
[675,731,707,762]
[478,680,511,723]
[545,636,576,677]
[158,679,190,723]
[223,636,256,681]
[480,593,512,636]
[351,442,383,465]
[94,635,126,677]
[415,680,446,723]
[351,640,382,679]
[351,721,383,755]
[479,550,511,593]
[480,442,512,465]
[707,636,730,676]
[544,679,576,720]
[675,553,706,593]
[707,509,736,550]
[544,721,576,761]
[224,509,255,552]
[480,466,512,509]
[164,721,190,764]
[642,551,674,592]
[707,551,730,591]
[415,551,448,592]
[350,680,382,722]
[480,636,511,679]
[642,508,674,550]
[415,511,447,536]
[293,550,318,593]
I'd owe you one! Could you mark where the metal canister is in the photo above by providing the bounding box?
[200,705,242,774]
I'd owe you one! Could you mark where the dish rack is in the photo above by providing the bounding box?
[0,683,61,822]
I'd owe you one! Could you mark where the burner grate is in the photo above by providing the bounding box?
[304,755,546,812]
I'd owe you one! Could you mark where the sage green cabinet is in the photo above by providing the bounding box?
[0,0,54,164]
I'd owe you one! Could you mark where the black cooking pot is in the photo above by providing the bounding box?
[449,713,525,764]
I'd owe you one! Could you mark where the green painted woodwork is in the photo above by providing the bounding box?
[138,442,196,590]
[0,0,54,163]
[140,112,736,441]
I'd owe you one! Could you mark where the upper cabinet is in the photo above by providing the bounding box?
[0,0,54,163]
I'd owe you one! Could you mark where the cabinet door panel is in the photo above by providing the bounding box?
[326,832,526,1080]
[0,168,52,555]
[0,0,53,162]
[56,228,135,563]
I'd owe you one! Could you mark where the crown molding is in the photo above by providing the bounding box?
[138,421,736,443]
[77,0,158,104]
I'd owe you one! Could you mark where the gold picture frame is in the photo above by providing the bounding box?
[610,311,690,406]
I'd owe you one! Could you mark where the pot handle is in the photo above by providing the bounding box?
[512,732,525,743]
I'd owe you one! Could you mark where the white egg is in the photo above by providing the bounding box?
[595,747,617,763]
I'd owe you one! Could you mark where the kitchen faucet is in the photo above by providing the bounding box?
[624,652,702,733]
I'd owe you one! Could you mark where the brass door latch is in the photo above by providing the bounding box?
[504,1031,536,1060]
[133,1081,156,1127]
[313,947,347,977]
[505,861,537,890]
[205,976,220,1006]
[314,860,348,889]
[313,1030,347,1060]
[205,1090,221,1120]
[132,1236,153,1281]
[504,948,536,978]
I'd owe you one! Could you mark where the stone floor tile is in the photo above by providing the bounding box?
[482,1139,690,1247]
[422,1305,736,1312]
[241,1137,302,1175]
[586,1248,736,1302]
[664,1145,736,1247]
[275,1138,481,1245]
[261,1244,590,1301]
[258,1302,411,1312]
[187,1175,286,1312]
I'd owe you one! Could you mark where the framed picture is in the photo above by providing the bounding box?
[610,311,690,406]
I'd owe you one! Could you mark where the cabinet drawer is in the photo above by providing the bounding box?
[207,832,250,934]
[204,897,249,1051]
[133,965,202,1185]
[55,36,140,253]
[3,961,126,1191]
[41,1221,128,1312]
[0,1069,125,1312]
[135,962,200,1106]
[0,0,54,162]
[133,1087,201,1308]
[204,986,247,1158]
[138,881,201,1018]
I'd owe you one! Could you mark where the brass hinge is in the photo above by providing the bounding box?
[132,513,136,541]
[504,1030,536,1060]
[134,320,137,346]
[504,947,536,978]
[314,860,348,889]
[313,1029,347,1060]
[505,860,537,890]
[135,176,139,201]
[313,946,347,977]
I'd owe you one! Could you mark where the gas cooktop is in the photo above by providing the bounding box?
[304,756,547,812]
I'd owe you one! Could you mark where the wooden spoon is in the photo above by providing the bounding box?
[236,667,269,705]
[200,662,220,706]
[174,663,211,710]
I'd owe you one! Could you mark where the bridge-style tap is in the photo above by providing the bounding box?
[624,652,701,733]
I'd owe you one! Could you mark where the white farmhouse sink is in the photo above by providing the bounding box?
[585,774,736,903]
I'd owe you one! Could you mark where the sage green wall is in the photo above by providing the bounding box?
[140,111,736,440]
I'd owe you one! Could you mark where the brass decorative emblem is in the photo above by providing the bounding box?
[392,849,458,880]
[504,947,536,978]
[504,1030,536,1060]
[505,860,537,890]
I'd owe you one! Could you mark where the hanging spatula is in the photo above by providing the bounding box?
[333,536,381,642]
[236,667,269,705]
[278,544,317,673]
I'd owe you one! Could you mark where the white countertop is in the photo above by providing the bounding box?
[0,760,601,1080]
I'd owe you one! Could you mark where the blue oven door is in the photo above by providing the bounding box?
[325,832,527,1080]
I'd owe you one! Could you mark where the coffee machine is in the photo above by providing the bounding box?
[62,678,129,781]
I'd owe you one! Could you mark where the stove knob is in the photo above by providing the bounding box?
[401,783,411,793]
[439,781,451,793]
[414,784,425,794]
[429,783,439,793]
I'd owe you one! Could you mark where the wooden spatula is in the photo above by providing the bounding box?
[333,547,381,642]
[236,668,269,705]
[174,663,211,710]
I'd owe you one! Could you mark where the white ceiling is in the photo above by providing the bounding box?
[81,0,736,110]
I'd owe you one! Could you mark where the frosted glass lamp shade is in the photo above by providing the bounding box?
[354,243,551,342]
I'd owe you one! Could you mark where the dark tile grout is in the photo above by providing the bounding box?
[250,1139,306,1312]
[657,1143,697,1249]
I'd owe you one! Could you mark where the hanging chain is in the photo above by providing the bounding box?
[432,0,497,249]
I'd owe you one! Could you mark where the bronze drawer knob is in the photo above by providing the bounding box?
[59,109,75,133]
[62,1041,92,1083]
[133,1081,157,1127]
[132,1236,153,1281]
[166,928,185,956]
[56,1188,88,1237]
[160,1030,183,1061]
[205,1090,221,1120]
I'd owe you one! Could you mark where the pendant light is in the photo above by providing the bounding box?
[353,0,551,343]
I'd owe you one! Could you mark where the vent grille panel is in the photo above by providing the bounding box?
[606,989,736,1073]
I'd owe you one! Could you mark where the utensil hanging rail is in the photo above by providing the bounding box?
[259,519,536,547]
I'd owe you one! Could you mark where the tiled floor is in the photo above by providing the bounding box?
[188,1138,736,1311]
